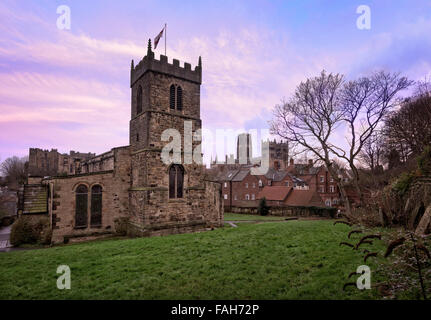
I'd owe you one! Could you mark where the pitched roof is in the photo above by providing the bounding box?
[263,168,287,181]
[284,189,325,207]
[216,169,240,182]
[258,186,292,201]
[232,169,251,182]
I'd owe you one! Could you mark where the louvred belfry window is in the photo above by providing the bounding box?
[137,85,143,114]
[169,164,184,199]
[170,84,176,109]
[176,86,183,111]
[90,185,102,227]
[75,185,88,228]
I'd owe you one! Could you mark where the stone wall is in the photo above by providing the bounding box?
[45,146,131,244]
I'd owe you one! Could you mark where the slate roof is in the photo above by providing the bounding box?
[232,169,251,182]
[264,168,287,181]
[216,169,240,182]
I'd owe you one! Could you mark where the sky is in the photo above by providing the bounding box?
[1,0,431,165]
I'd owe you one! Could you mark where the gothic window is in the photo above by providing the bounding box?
[176,86,183,111]
[169,164,184,199]
[75,185,88,228]
[169,84,183,111]
[90,185,102,227]
[137,85,143,114]
[170,84,176,109]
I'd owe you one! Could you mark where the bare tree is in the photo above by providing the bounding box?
[358,131,383,171]
[383,86,431,161]
[329,71,412,205]
[0,156,28,188]
[270,70,412,215]
[270,71,354,215]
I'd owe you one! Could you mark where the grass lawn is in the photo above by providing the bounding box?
[0,220,393,299]
[224,213,287,221]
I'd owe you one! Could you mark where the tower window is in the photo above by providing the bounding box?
[170,84,176,109]
[137,85,143,114]
[169,164,184,199]
[169,84,183,111]
[176,86,183,111]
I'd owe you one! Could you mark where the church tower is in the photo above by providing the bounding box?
[128,39,222,235]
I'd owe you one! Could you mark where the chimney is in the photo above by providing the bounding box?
[290,158,294,166]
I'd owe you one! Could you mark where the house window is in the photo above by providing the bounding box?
[90,185,102,227]
[75,185,88,228]
[224,194,228,200]
[268,180,272,186]
[169,164,184,199]
[330,185,335,193]
[258,179,263,187]
[330,177,334,183]
[137,85,143,114]
[252,183,255,188]
[251,194,255,200]
[319,186,325,193]
[224,182,227,188]
[286,181,289,187]
[325,199,331,207]
[245,183,248,188]
[332,198,338,205]
[245,194,250,200]
[234,195,237,200]
[320,176,324,183]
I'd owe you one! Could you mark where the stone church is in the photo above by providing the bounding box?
[25,40,223,244]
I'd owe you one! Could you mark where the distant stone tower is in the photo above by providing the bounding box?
[128,39,222,236]
[236,133,252,165]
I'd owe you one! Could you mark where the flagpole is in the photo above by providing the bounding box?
[164,23,167,56]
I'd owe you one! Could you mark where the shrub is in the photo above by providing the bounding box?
[257,197,269,216]
[392,172,414,196]
[417,146,431,176]
[10,216,51,246]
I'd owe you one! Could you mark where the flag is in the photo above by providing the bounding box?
[154,26,165,50]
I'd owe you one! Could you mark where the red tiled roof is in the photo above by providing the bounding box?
[257,186,291,201]
[284,189,325,207]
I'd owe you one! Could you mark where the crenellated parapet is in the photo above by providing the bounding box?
[131,39,202,87]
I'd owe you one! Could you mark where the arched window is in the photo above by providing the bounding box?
[91,185,102,227]
[169,84,176,109]
[176,86,183,111]
[169,164,184,199]
[75,185,88,228]
[137,85,143,114]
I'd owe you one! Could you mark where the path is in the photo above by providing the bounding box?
[0,225,12,250]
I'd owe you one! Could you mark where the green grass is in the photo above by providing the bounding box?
[224,213,286,221]
[0,220,390,299]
